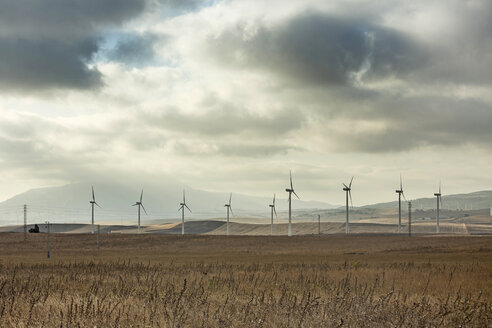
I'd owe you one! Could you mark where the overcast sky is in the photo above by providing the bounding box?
[0,0,491,205]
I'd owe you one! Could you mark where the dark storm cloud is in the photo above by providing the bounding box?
[208,12,425,85]
[0,0,149,91]
[0,0,148,38]
[0,37,102,91]
[419,1,492,85]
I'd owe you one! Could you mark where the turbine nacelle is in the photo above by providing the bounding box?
[90,186,101,207]
[269,194,277,217]
[132,189,147,215]
[178,190,192,213]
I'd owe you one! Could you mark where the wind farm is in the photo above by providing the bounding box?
[1,0,492,326]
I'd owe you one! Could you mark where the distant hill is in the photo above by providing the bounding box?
[0,182,336,225]
[362,190,492,211]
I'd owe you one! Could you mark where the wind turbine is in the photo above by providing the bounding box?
[434,182,442,233]
[269,194,277,236]
[178,190,192,235]
[342,177,354,234]
[132,189,147,233]
[395,174,407,233]
[89,186,101,234]
[224,193,233,236]
[285,171,299,237]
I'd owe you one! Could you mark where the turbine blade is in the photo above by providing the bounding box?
[439,181,441,195]
[92,186,95,202]
[290,171,293,190]
[178,205,183,212]
[273,193,276,205]
[183,189,185,203]
[229,193,232,206]
[293,190,300,199]
[349,176,354,188]
[141,203,148,215]
[140,189,143,203]
[349,190,353,208]
[342,183,349,189]
[95,202,101,209]
[132,203,138,206]
[439,195,443,207]
[402,192,407,202]
[185,204,192,213]
[400,173,403,191]
[274,206,277,217]
[229,206,234,216]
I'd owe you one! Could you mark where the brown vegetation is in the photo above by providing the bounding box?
[0,233,491,327]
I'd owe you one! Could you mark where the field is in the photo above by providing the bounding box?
[0,233,491,327]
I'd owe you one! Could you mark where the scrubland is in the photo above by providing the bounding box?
[0,233,490,327]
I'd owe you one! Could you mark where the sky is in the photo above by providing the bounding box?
[0,0,491,206]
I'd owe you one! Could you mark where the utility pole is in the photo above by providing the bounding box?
[23,204,27,242]
[46,221,50,259]
[408,201,412,237]
[318,214,321,237]
[97,224,100,250]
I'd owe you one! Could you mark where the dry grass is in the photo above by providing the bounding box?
[0,233,491,327]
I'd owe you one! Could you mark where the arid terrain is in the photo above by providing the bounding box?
[0,233,491,327]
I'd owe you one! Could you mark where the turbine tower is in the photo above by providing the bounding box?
[89,186,101,234]
[269,194,277,236]
[342,177,354,234]
[132,189,147,233]
[178,190,192,235]
[434,182,442,233]
[395,174,407,233]
[224,193,233,236]
[285,171,299,237]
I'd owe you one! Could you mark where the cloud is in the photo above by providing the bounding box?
[107,33,161,67]
[141,90,306,138]
[0,37,103,91]
[1,0,492,203]
[0,0,149,91]
[206,11,426,86]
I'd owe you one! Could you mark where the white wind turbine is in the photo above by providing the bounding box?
[132,189,147,233]
[89,186,101,234]
[224,193,233,236]
[434,182,442,233]
[342,177,354,234]
[269,194,277,236]
[178,190,192,235]
[395,174,407,233]
[285,171,299,237]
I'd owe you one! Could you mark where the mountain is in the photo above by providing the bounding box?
[0,182,336,225]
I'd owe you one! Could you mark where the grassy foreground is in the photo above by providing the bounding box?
[0,233,491,327]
